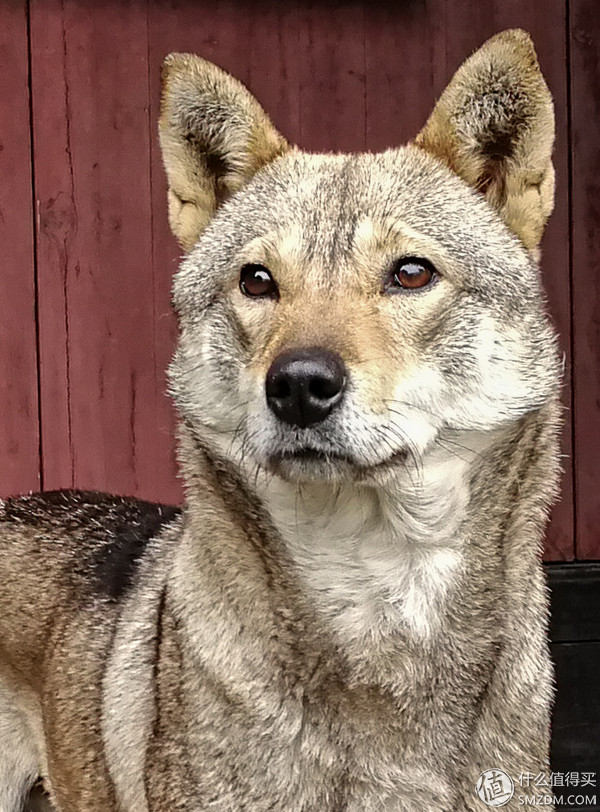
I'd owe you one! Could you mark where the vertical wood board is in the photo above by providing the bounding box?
[570,0,600,559]
[0,0,40,497]
[30,0,180,501]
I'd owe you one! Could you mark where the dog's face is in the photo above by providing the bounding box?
[160,30,559,484]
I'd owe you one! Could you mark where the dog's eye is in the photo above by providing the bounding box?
[385,258,437,292]
[239,264,279,300]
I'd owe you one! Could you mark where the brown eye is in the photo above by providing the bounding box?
[239,264,279,299]
[386,258,437,292]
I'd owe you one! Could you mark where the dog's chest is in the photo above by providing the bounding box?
[262,471,466,643]
[174,665,452,812]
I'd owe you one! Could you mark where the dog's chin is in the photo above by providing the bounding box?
[266,450,353,483]
[265,448,408,483]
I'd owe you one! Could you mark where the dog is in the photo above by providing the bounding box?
[0,29,561,811]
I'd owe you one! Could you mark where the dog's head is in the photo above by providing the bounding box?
[160,30,560,484]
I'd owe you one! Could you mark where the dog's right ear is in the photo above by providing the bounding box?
[414,30,555,255]
[160,54,289,252]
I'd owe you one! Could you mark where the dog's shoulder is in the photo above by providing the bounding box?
[0,490,182,601]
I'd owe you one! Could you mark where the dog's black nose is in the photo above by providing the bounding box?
[266,349,347,428]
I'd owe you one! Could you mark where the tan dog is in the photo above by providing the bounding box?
[0,29,560,811]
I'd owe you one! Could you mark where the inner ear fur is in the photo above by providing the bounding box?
[160,54,289,252]
[414,29,555,253]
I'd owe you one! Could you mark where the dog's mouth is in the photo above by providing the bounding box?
[266,446,408,481]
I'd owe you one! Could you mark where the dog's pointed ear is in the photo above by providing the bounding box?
[159,54,290,252]
[414,30,555,254]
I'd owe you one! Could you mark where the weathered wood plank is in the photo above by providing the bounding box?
[365,0,449,150]
[570,1,600,560]
[28,0,75,490]
[0,1,41,497]
[298,1,366,152]
[30,0,174,501]
[247,0,301,143]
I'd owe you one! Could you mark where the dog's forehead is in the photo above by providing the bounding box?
[187,142,536,308]
[244,146,501,254]
[228,146,526,283]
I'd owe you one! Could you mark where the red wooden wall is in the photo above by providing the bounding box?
[0,0,596,561]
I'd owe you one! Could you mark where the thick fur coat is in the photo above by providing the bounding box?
[0,30,560,811]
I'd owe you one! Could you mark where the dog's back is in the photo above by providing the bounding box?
[0,492,180,810]
[0,492,179,674]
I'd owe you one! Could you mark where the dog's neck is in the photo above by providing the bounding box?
[176,420,523,663]
[255,444,473,645]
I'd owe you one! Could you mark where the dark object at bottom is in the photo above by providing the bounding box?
[25,783,52,812]
[548,562,600,811]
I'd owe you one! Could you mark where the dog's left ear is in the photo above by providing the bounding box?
[414,29,555,254]
[160,54,289,252]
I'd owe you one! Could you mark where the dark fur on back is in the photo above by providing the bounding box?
[3,491,180,601]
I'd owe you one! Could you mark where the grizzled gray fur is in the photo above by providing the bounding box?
[0,29,560,811]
